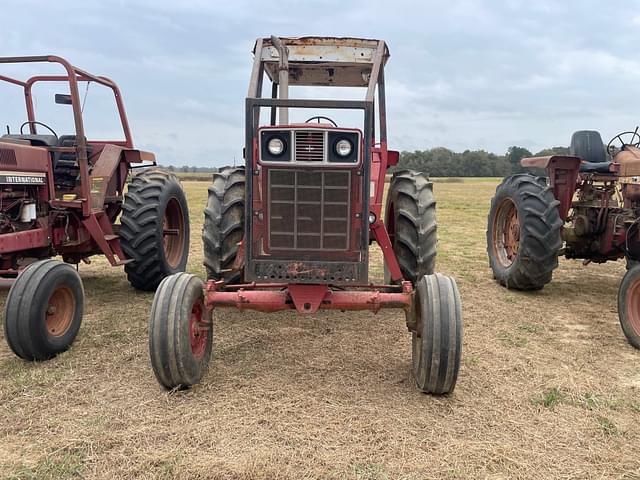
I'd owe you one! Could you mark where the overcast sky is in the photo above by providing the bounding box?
[3,0,640,166]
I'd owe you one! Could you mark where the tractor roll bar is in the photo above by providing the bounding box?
[0,55,133,148]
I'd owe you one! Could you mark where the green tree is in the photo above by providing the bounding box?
[506,146,533,174]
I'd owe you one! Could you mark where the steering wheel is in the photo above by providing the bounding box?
[305,116,338,127]
[607,129,640,156]
[19,121,58,139]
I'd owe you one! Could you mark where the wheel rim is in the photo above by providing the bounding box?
[45,286,75,337]
[163,197,185,269]
[625,276,640,337]
[189,300,208,359]
[492,198,520,268]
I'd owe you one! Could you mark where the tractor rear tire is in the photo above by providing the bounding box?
[385,170,437,285]
[487,174,562,290]
[617,265,640,349]
[121,168,190,291]
[203,167,245,283]
[4,259,84,361]
[411,273,462,394]
[149,273,212,389]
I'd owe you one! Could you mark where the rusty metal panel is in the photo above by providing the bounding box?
[89,144,123,211]
[0,227,49,253]
[256,36,389,87]
[250,259,366,284]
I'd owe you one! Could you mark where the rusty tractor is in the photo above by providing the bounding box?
[0,56,189,360]
[149,36,463,394]
[487,129,640,349]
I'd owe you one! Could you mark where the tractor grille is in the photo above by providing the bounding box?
[0,149,17,166]
[268,169,350,251]
[295,131,324,162]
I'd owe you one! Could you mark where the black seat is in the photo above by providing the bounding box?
[570,130,612,174]
[53,136,92,189]
[1,134,58,147]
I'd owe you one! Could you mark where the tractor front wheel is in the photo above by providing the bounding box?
[149,273,212,389]
[120,168,190,291]
[487,174,562,290]
[411,273,462,394]
[618,265,640,349]
[4,259,84,360]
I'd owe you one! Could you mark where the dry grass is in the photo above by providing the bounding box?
[1,179,640,479]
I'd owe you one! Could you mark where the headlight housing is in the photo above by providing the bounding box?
[335,139,352,157]
[268,137,285,156]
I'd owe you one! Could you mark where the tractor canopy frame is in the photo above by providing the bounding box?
[0,55,151,217]
[242,37,402,288]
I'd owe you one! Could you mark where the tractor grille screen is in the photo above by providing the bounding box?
[268,169,350,251]
[0,149,17,166]
[295,131,324,162]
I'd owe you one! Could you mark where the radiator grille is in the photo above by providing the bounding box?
[268,169,350,251]
[294,131,324,162]
[0,149,17,166]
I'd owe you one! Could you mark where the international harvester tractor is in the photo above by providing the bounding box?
[487,129,640,349]
[0,56,189,360]
[149,36,463,394]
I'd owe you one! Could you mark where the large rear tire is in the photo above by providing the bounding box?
[149,273,212,389]
[203,167,245,283]
[120,168,190,291]
[618,265,640,349]
[4,259,84,361]
[385,170,437,285]
[487,174,562,290]
[411,273,462,394]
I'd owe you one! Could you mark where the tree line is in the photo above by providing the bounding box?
[397,146,569,177]
[162,145,570,177]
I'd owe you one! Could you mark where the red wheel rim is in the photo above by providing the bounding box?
[189,300,208,359]
[625,276,640,337]
[493,198,520,268]
[45,286,75,337]
[163,197,185,269]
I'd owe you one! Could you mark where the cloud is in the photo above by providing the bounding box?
[2,0,639,165]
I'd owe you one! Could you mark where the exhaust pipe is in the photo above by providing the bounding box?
[270,35,289,125]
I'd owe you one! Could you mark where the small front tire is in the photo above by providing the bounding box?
[411,273,462,394]
[149,273,212,389]
[618,265,640,349]
[4,259,84,361]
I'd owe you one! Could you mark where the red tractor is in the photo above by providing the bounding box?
[0,56,189,360]
[149,36,463,394]
[487,129,640,349]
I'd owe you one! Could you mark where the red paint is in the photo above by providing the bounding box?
[0,56,158,270]
[205,280,412,314]
[189,301,208,359]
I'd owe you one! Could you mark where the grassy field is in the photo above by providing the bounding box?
[1,178,639,479]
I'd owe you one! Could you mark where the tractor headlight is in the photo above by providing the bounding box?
[335,139,352,157]
[268,137,285,156]
[368,212,377,224]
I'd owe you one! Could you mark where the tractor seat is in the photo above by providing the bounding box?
[578,161,612,174]
[53,135,92,189]
[1,134,58,147]
[569,130,612,174]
